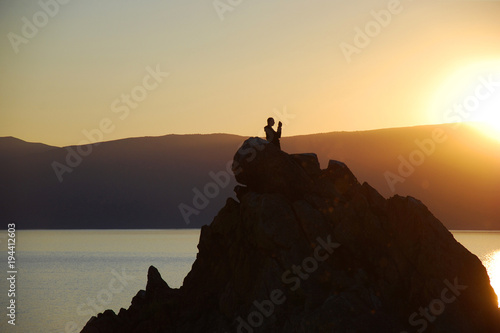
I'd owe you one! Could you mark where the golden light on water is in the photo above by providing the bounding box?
[484,250,500,307]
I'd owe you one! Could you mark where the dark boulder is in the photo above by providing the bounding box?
[81,138,500,333]
[232,137,314,199]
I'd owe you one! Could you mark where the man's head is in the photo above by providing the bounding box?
[267,117,275,126]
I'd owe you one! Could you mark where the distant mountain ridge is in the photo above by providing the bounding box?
[0,136,57,160]
[1,124,499,229]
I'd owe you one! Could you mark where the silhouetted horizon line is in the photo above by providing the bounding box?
[1,121,486,148]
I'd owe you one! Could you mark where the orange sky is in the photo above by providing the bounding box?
[1,0,500,147]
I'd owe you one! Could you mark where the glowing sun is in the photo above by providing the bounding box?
[428,61,500,142]
[469,118,500,143]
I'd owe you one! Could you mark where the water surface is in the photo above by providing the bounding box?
[0,229,499,333]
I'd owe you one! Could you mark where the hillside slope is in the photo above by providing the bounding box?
[1,124,499,229]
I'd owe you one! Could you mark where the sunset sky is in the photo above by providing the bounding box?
[1,0,500,147]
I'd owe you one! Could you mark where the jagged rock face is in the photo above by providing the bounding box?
[81,138,500,333]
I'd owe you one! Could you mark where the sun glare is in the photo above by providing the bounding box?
[428,60,500,141]
[470,121,500,143]
[484,251,500,307]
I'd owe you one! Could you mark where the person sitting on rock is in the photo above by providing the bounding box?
[264,117,282,150]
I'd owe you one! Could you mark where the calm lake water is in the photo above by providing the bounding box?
[0,230,499,333]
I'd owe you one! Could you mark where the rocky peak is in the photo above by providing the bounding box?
[82,138,500,333]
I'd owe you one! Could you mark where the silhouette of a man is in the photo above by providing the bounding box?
[264,117,282,150]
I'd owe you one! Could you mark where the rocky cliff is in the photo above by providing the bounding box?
[81,137,500,333]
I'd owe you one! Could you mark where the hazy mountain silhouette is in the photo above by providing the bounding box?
[1,123,499,229]
[0,136,57,160]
